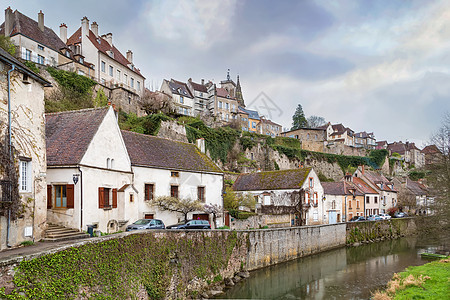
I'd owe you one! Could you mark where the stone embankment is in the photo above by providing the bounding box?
[0,218,416,299]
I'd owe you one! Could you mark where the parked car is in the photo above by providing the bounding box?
[167,220,211,229]
[349,216,366,222]
[126,219,165,231]
[368,215,382,221]
[379,213,391,220]
[394,212,408,218]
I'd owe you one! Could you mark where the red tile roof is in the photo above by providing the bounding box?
[233,168,312,191]
[352,177,378,194]
[421,145,440,154]
[121,130,221,173]
[46,107,109,166]
[189,80,207,93]
[0,10,66,52]
[216,87,232,98]
[67,27,144,78]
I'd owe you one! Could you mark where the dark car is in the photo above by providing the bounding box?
[126,219,165,231]
[349,216,366,222]
[167,220,211,230]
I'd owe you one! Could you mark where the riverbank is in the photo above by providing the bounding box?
[372,258,449,300]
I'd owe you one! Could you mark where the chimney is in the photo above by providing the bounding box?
[126,50,133,63]
[105,33,113,46]
[60,23,67,43]
[91,21,98,37]
[196,138,205,153]
[201,79,205,85]
[361,165,365,175]
[4,7,13,37]
[38,10,44,32]
[81,16,89,39]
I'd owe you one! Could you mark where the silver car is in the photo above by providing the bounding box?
[126,219,165,231]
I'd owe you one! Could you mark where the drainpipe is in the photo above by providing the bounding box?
[6,65,15,247]
[344,195,347,222]
[78,166,83,230]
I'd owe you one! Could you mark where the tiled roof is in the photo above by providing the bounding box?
[322,181,364,196]
[330,124,354,136]
[0,10,66,52]
[355,131,374,138]
[216,87,232,98]
[421,145,440,154]
[46,107,109,166]
[387,142,406,155]
[352,177,378,194]
[121,130,221,173]
[377,141,387,146]
[189,80,207,93]
[239,106,260,120]
[167,79,193,98]
[259,118,281,127]
[67,27,144,78]
[406,179,427,195]
[360,169,396,192]
[233,168,312,191]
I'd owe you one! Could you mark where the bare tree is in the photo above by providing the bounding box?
[140,89,174,115]
[427,112,450,223]
[151,196,203,222]
[307,115,326,128]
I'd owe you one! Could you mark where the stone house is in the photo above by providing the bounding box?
[160,79,195,116]
[351,176,379,217]
[354,131,376,149]
[238,106,260,133]
[45,107,133,233]
[392,177,432,215]
[187,78,210,116]
[280,127,326,152]
[387,141,425,168]
[232,168,324,226]
[353,166,398,214]
[121,131,224,228]
[0,47,50,250]
[0,7,91,76]
[257,117,282,137]
[421,144,441,166]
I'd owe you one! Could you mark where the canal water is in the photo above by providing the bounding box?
[219,234,449,299]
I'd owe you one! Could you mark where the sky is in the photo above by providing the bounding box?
[3,0,450,147]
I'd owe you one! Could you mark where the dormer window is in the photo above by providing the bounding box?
[79,57,84,63]
[97,38,101,44]
[38,45,44,51]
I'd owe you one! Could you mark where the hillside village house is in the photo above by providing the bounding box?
[388,141,425,168]
[0,48,50,250]
[46,106,224,232]
[160,79,195,116]
[233,168,324,226]
[354,131,376,149]
[421,145,441,166]
[354,166,398,214]
[0,8,93,77]
[280,127,326,152]
[187,78,209,116]
[257,117,282,137]
[121,131,224,227]
[392,177,433,215]
[351,176,379,217]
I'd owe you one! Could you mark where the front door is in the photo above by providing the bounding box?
[328,211,337,224]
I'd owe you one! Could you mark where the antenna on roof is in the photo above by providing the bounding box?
[227,69,230,81]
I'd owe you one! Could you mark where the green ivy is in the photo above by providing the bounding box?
[23,61,40,74]
[1,232,240,299]
[47,67,96,95]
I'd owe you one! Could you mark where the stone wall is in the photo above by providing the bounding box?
[231,214,291,230]
[157,121,189,143]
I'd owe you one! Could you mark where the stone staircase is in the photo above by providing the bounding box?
[43,224,90,242]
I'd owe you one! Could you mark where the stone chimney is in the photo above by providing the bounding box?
[38,10,44,32]
[91,21,98,37]
[81,16,89,39]
[105,33,112,46]
[201,79,205,85]
[60,23,67,43]
[126,50,133,63]
[4,7,13,37]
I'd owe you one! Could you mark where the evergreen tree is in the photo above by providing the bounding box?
[291,104,307,130]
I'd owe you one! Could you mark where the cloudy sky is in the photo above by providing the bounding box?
[5,0,450,146]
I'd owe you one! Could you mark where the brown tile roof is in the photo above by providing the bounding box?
[0,10,66,52]
[216,87,232,98]
[189,80,207,93]
[121,130,221,173]
[322,181,364,196]
[46,107,109,166]
[168,79,193,98]
[360,169,397,192]
[352,177,378,194]
[233,168,312,191]
[406,179,427,195]
[67,27,144,78]
[421,145,440,154]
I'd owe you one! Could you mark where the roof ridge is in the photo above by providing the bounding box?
[45,106,109,116]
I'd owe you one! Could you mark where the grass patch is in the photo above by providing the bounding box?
[372,258,450,300]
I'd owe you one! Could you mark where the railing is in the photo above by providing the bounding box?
[0,180,13,202]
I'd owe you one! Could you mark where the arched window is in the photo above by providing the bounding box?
[106,158,110,169]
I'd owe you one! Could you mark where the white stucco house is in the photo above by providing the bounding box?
[233,168,324,226]
[0,47,50,250]
[160,79,195,116]
[46,107,133,233]
[121,130,224,228]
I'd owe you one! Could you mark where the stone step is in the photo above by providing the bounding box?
[43,224,90,242]
[46,227,80,234]
[42,232,90,242]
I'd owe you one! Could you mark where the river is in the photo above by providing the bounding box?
[219,233,449,299]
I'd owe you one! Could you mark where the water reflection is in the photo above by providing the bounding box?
[219,234,448,299]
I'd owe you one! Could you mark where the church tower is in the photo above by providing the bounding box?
[235,75,245,107]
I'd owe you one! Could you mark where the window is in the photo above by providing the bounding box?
[101,61,106,72]
[109,65,113,76]
[348,200,352,209]
[332,200,336,209]
[226,114,229,121]
[226,103,229,110]
[124,74,128,84]
[117,70,121,80]
[79,57,84,64]
[356,200,360,209]
[170,185,179,198]
[131,77,134,88]
[137,81,140,91]
[145,184,154,201]
[313,211,318,221]
[101,78,105,84]
[171,171,179,177]
[218,101,223,109]
[77,70,85,76]
[309,178,314,188]
[252,122,256,129]
[314,192,318,206]
[19,160,31,192]
[55,185,67,208]
[129,193,134,202]
[103,188,111,208]
[98,187,117,209]
[106,158,110,169]
[198,186,205,202]
[374,196,378,204]
[38,45,44,51]
[25,49,31,61]
[306,192,310,205]
[184,108,188,115]
[366,196,370,204]
[180,96,184,104]
[37,55,45,65]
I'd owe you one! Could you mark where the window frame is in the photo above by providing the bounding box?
[19,160,31,193]
[170,185,179,199]
[198,186,205,203]
[109,65,113,76]
[54,184,67,208]
[144,184,154,201]
[101,61,106,73]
